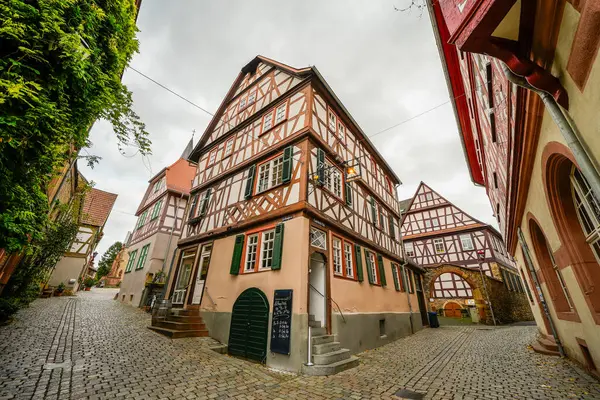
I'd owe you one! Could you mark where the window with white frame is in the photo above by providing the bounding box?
[328,111,336,131]
[460,234,474,250]
[262,112,273,133]
[275,103,287,124]
[208,150,217,166]
[260,229,276,269]
[247,89,256,105]
[332,237,343,274]
[153,179,164,193]
[366,251,378,284]
[257,155,284,193]
[425,220,431,229]
[310,227,327,249]
[224,138,234,157]
[239,96,247,110]
[404,242,415,257]
[324,161,342,198]
[434,238,445,253]
[337,121,345,141]
[571,167,600,263]
[344,242,354,278]
[245,234,258,272]
[431,218,439,227]
[426,192,433,201]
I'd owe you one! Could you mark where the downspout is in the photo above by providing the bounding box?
[517,227,565,357]
[501,63,600,202]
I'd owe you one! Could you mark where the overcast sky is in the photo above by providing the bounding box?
[82,0,497,259]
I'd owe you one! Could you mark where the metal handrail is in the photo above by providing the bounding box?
[309,284,346,323]
[203,286,216,305]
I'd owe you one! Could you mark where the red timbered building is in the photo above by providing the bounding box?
[118,142,196,307]
[157,56,426,374]
[401,182,530,319]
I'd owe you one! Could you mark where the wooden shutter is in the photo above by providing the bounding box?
[370,197,377,225]
[345,182,353,207]
[244,165,256,199]
[392,265,400,291]
[388,215,395,238]
[366,251,374,284]
[316,148,325,186]
[282,146,293,183]
[230,234,245,275]
[188,194,198,219]
[400,266,407,292]
[271,223,285,270]
[354,244,364,282]
[377,254,387,286]
[199,188,212,217]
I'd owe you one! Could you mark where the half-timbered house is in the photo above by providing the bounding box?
[118,144,196,307]
[48,185,118,291]
[400,182,531,322]
[157,56,427,374]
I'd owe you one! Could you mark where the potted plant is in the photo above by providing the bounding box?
[83,277,96,291]
[55,282,66,296]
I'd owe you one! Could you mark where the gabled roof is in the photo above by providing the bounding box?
[190,55,401,184]
[80,188,118,227]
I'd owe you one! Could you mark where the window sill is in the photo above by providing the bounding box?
[319,185,344,204]
[259,119,287,137]
[334,274,357,282]
[241,267,272,275]
[254,181,288,197]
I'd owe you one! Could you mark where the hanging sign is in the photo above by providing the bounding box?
[270,289,293,355]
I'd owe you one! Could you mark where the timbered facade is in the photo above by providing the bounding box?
[163,56,427,374]
[118,149,196,307]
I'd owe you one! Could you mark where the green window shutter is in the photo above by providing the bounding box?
[188,194,198,219]
[365,251,374,284]
[392,265,400,291]
[345,182,353,207]
[230,234,245,275]
[125,251,136,273]
[388,215,395,238]
[316,148,325,186]
[199,188,212,217]
[370,197,377,226]
[136,245,148,270]
[377,254,387,286]
[282,146,293,183]
[271,223,285,270]
[244,165,256,199]
[354,244,364,282]
[400,267,407,292]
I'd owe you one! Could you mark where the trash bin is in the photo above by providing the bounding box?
[428,311,440,328]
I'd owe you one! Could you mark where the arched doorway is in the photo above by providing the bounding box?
[228,288,269,362]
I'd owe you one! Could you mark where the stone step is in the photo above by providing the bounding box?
[312,335,334,345]
[538,337,559,352]
[153,320,206,331]
[170,309,201,317]
[313,341,341,355]
[310,327,327,336]
[166,315,204,323]
[308,320,322,328]
[531,341,560,357]
[147,326,208,339]
[209,344,228,354]
[313,348,351,365]
[309,314,315,321]
[302,356,359,376]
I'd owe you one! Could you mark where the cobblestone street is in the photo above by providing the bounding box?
[0,289,599,400]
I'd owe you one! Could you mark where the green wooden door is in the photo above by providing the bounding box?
[228,288,269,362]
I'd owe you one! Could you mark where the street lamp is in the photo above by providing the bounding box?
[477,249,497,327]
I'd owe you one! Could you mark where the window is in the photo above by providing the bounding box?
[247,89,256,105]
[486,62,494,108]
[332,237,343,274]
[490,112,497,143]
[406,270,415,293]
[425,220,431,229]
[239,96,247,110]
[245,234,259,272]
[343,242,354,278]
[324,160,343,198]
[371,156,378,179]
[153,179,163,193]
[310,227,327,249]
[260,229,275,270]
[431,218,439,227]
[460,234,474,250]
[434,238,445,253]
[433,273,473,298]
[136,211,148,230]
[257,155,284,193]
[224,138,234,157]
[493,172,498,189]
[150,200,162,220]
[125,250,138,273]
[378,206,385,230]
[385,176,393,194]
[208,149,217,166]
[404,242,415,257]
[328,111,336,132]
[571,167,600,263]
[275,103,287,124]
[426,192,433,201]
[135,244,150,270]
[262,112,274,133]
[337,121,346,142]
[366,251,379,284]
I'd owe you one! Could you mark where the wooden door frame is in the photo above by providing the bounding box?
[169,244,200,308]
[307,251,330,333]
[186,242,213,307]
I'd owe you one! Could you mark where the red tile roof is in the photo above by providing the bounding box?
[80,188,118,227]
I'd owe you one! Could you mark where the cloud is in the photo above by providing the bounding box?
[80,0,497,259]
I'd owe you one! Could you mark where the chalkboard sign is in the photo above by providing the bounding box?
[270,289,293,355]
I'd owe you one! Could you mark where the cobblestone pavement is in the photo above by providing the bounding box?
[1,289,599,400]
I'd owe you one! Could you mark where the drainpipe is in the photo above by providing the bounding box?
[501,64,600,202]
[517,227,565,357]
